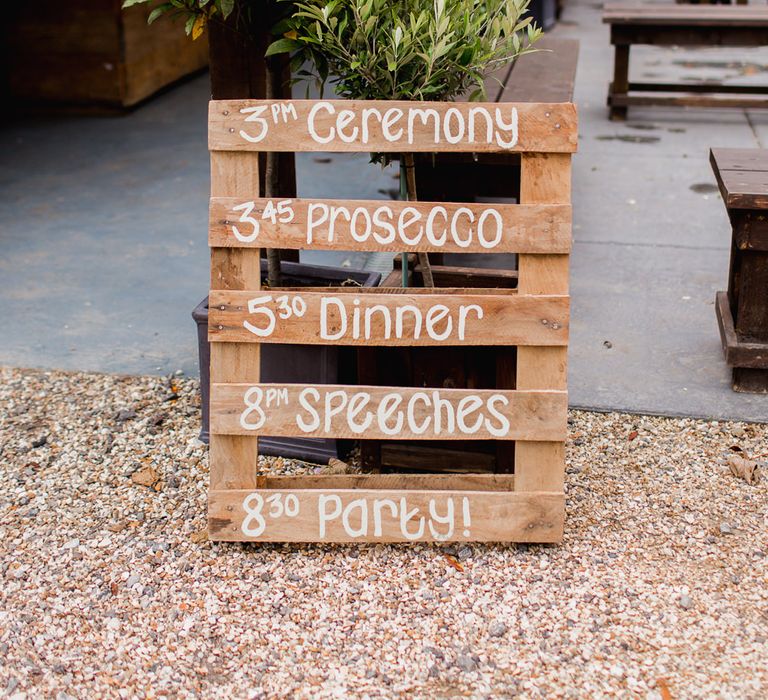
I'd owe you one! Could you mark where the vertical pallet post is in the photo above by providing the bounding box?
[209,150,262,490]
[515,153,571,494]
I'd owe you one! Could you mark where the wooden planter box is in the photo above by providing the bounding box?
[5,1,208,108]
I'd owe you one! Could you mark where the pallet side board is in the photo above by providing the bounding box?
[514,153,571,493]
[206,98,575,544]
[209,152,262,491]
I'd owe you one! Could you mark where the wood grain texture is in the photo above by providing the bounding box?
[209,151,261,491]
[500,38,579,104]
[208,197,572,254]
[515,153,571,493]
[208,100,578,153]
[6,2,207,107]
[715,291,768,369]
[121,7,208,106]
[710,148,768,173]
[603,4,768,26]
[711,155,768,210]
[254,474,517,490]
[210,383,568,441]
[208,489,565,542]
[208,289,569,346]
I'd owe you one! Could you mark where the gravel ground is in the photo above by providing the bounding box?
[0,366,766,699]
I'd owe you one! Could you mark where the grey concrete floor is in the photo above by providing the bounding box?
[1,0,767,421]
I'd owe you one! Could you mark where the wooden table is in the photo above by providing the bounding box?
[711,148,768,393]
[603,5,768,120]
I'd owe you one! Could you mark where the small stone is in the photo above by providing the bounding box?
[428,665,439,678]
[609,665,624,679]
[31,435,47,448]
[489,621,508,638]
[115,409,137,422]
[457,546,473,562]
[126,575,140,588]
[720,522,734,535]
[679,594,693,610]
[456,654,477,672]
[131,466,159,489]
[731,425,745,438]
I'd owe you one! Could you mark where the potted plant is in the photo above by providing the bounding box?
[127,0,382,461]
[271,0,541,287]
[269,0,542,471]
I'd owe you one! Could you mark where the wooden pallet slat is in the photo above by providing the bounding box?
[209,489,565,543]
[209,197,572,254]
[209,99,578,153]
[208,289,569,346]
[210,383,568,441]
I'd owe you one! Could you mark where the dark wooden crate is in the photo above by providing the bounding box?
[5,0,208,108]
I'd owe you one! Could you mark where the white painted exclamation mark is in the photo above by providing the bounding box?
[462,497,471,537]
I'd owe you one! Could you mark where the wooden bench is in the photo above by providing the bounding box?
[711,148,768,393]
[603,4,768,120]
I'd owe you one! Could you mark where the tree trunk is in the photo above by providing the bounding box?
[265,55,282,288]
[207,7,298,283]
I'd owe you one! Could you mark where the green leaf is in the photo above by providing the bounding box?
[147,4,172,23]
[266,38,303,56]
[122,0,148,7]
[219,0,235,18]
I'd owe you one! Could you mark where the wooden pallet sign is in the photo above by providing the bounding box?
[207,98,576,543]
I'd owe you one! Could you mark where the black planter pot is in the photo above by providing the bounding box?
[193,260,381,462]
[529,0,556,31]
